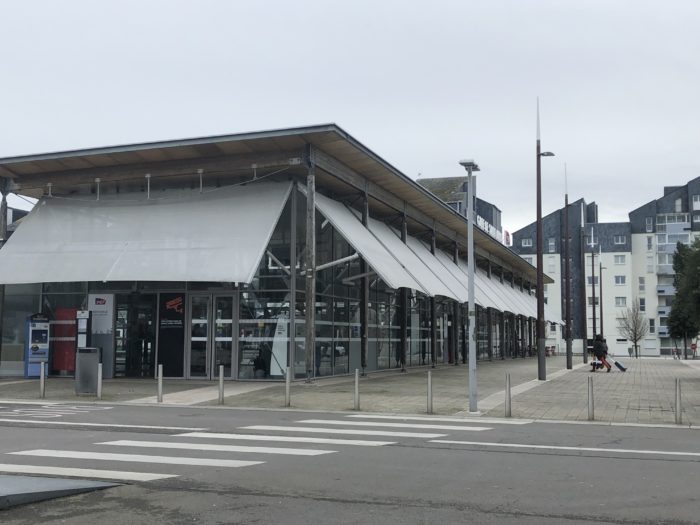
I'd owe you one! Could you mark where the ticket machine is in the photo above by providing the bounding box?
[24,313,50,378]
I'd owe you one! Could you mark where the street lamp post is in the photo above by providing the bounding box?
[590,230,597,339]
[564,165,572,370]
[536,102,555,381]
[459,159,479,413]
[599,249,606,340]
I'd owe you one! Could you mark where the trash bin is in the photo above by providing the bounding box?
[75,347,101,395]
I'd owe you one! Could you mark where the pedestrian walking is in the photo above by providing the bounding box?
[593,334,611,372]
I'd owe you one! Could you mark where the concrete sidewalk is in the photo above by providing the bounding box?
[1,356,698,425]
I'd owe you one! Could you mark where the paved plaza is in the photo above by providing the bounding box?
[1,356,698,425]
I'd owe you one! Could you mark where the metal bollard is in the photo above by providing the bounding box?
[157,364,163,403]
[39,362,46,399]
[675,378,682,425]
[505,373,511,418]
[587,376,594,421]
[354,369,360,411]
[285,366,292,407]
[218,365,225,405]
[427,370,433,414]
[97,363,103,400]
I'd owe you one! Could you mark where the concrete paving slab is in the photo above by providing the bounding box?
[0,475,116,510]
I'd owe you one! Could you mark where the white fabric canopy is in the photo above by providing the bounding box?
[0,181,293,284]
[404,237,468,300]
[367,218,456,300]
[312,191,425,292]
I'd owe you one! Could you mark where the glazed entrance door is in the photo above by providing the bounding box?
[187,294,236,379]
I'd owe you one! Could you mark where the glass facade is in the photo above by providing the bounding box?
[0,186,538,379]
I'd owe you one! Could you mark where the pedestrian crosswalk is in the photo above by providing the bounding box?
[0,413,514,484]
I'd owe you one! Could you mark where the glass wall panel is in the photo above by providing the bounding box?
[1,284,41,376]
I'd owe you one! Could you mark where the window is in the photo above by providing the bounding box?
[646,255,654,273]
[615,297,627,307]
[614,255,625,264]
[657,233,667,244]
[523,256,533,265]
[639,277,645,292]
[675,198,682,213]
[668,233,689,244]
[645,217,653,232]
[693,194,700,211]
[587,276,599,285]
[639,298,645,312]
[647,236,653,250]
[550,323,557,333]
[694,214,700,223]
[649,319,655,334]
[548,237,555,253]
[547,256,555,273]
[614,275,626,285]
[585,234,598,246]
[521,238,533,247]
[613,235,626,244]
[447,201,462,214]
[588,297,600,306]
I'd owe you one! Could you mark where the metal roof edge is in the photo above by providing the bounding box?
[0,123,342,165]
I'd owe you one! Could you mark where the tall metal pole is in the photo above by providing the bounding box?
[564,166,572,369]
[466,166,478,411]
[580,227,588,363]
[360,190,369,375]
[536,102,546,381]
[590,233,597,339]
[0,184,7,366]
[599,250,604,340]
[305,151,316,382]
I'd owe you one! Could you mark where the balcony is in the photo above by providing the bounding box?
[656,285,676,296]
[658,305,671,316]
[657,264,675,275]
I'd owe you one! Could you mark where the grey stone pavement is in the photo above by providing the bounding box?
[1,356,698,425]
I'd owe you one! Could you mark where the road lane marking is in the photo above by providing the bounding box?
[0,419,208,431]
[299,419,492,431]
[98,440,335,456]
[242,425,446,439]
[346,415,531,425]
[430,440,700,458]
[176,432,395,447]
[9,450,263,468]
[0,463,177,482]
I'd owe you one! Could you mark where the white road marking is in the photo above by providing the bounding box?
[176,432,395,447]
[299,419,492,431]
[9,449,263,468]
[242,425,446,439]
[98,440,335,456]
[0,419,208,431]
[0,463,177,482]
[430,440,700,458]
[346,415,532,425]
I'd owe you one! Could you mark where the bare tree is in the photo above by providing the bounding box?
[617,299,649,358]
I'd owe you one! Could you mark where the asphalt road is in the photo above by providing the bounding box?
[0,401,699,524]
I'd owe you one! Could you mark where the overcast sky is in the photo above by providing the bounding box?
[1,1,698,232]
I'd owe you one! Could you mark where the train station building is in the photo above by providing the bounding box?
[0,124,558,380]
